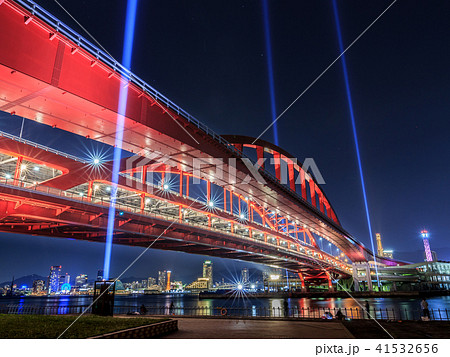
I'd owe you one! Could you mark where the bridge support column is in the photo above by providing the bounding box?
[142,165,147,184]
[13,156,23,185]
[300,169,307,200]
[140,194,145,212]
[318,193,325,214]
[223,187,227,211]
[87,181,93,201]
[288,160,295,191]
[297,272,306,292]
[256,146,265,169]
[309,180,316,208]
[365,265,373,292]
[273,152,281,181]
[352,264,360,292]
[326,272,335,292]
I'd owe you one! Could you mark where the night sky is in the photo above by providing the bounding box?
[0,0,449,283]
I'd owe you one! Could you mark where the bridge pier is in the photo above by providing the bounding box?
[326,272,335,292]
[352,263,374,292]
[297,272,307,292]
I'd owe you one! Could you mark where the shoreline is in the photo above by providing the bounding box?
[198,290,450,299]
[1,290,449,300]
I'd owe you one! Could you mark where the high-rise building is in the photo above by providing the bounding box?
[75,274,88,287]
[241,268,249,284]
[48,266,61,294]
[375,233,394,259]
[421,230,433,262]
[97,269,104,281]
[147,277,156,287]
[32,280,45,294]
[166,271,171,291]
[59,273,70,289]
[376,233,384,257]
[202,261,213,289]
[158,271,167,290]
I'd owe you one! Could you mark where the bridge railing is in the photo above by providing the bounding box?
[10,0,343,235]
[1,303,448,321]
[0,130,87,163]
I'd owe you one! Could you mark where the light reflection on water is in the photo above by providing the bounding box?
[2,295,450,312]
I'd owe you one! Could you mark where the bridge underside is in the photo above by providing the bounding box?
[0,184,345,281]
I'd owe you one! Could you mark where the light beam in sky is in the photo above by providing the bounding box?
[332,0,380,284]
[262,0,279,146]
[103,0,139,280]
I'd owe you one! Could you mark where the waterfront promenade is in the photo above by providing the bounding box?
[157,317,450,339]
[163,318,353,339]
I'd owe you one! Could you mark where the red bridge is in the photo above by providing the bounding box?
[0,0,402,288]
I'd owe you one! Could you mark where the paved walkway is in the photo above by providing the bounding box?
[163,318,354,339]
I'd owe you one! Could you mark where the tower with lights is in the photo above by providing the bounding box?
[421,230,433,262]
[376,233,384,257]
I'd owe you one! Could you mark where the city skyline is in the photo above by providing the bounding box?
[1,226,446,284]
[1,259,264,296]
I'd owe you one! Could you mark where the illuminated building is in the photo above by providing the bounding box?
[145,284,162,294]
[355,261,450,292]
[48,265,61,294]
[375,233,394,259]
[97,269,104,281]
[185,277,210,292]
[58,273,70,290]
[147,277,156,287]
[75,274,88,287]
[421,230,433,262]
[158,270,167,291]
[166,271,171,291]
[241,268,249,285]
[263,273,305,292]
[202,261,213,289]
[383,250,394,259]
[32,280,45,295]
[376,233,384,257]
[65,273,70,284]
[170,281,183,291]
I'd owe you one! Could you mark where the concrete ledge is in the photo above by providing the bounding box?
[145,314,345,322]
[89,320,178,339]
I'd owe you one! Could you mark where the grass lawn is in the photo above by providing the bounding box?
[0,314,168,339]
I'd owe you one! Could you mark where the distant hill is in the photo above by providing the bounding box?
[0,274,47,288]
